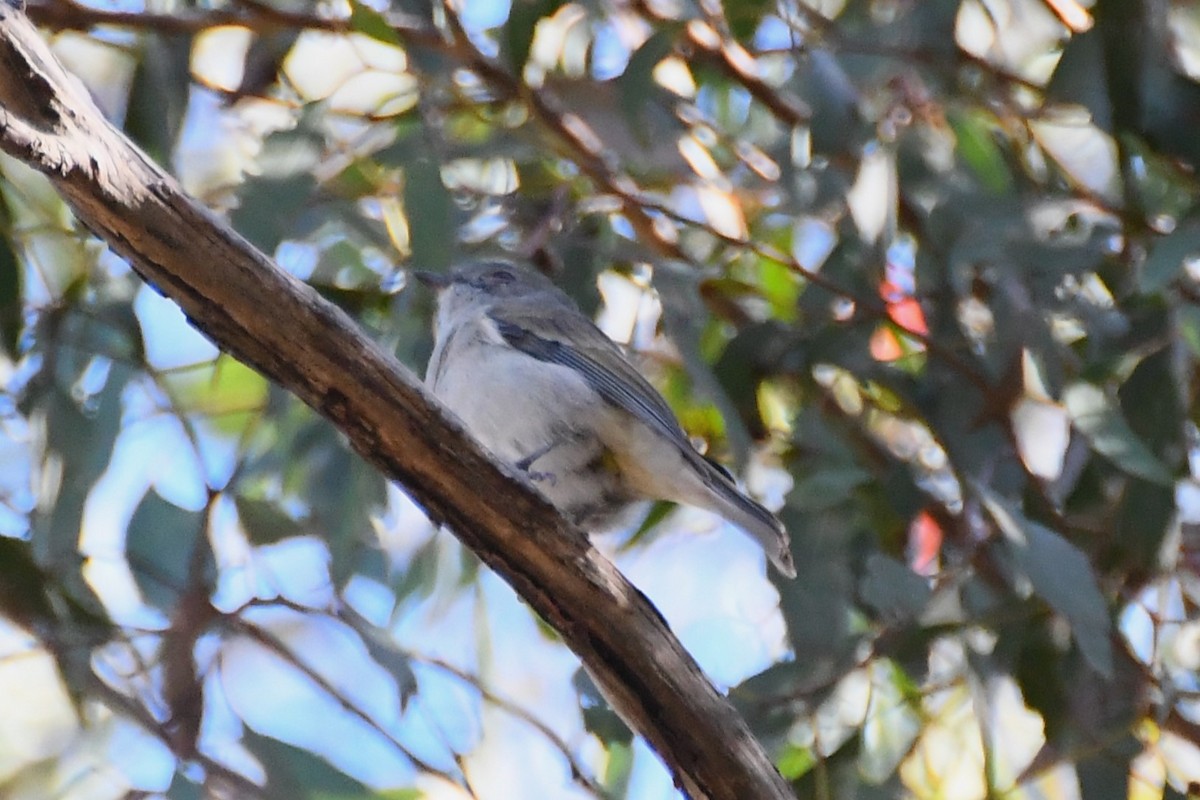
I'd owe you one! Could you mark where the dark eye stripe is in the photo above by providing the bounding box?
[469,269,515,289]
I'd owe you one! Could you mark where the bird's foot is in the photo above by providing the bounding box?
[527,470,557,486]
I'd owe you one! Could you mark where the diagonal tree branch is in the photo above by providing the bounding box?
[0,3,793,798]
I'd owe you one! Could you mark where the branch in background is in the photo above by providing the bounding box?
[23,0,437,43]
[0,4,793,798]
[439,7,688,262]
[407,651,613,799]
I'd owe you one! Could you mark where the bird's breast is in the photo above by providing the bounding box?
[429,324,600,460]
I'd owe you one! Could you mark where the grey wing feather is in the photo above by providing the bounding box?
[488,305,688,446]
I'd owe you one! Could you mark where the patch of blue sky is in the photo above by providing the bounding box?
[0,412,34,537]
[252,536,338,607]
[460,0,512,31]
[104,717,177,792]
[394,679,481,770]
[697,82,752,127]
[79,412,206,563]
[226,605,426,784]
[134,284,220,371]
[591,20,633,80]
[610,213,637,240]
[459,0,512,56]
[754,14,794,50]
[276,240,320,281]
[886,235,917,294]
[626,736,685,800]
[199,684,268,788]
[611,515,788,687]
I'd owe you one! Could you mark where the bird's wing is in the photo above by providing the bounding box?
[487,302,688,446]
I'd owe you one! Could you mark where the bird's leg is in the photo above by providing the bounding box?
[514,440,560,486]
[514,432,587,486]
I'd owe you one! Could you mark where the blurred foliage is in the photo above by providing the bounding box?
[4,0,1200,798]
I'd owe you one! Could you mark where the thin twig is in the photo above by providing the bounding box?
[410,651,615,800]
[227,618,468,788]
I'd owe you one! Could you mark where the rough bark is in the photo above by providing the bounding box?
[0,4,794,799]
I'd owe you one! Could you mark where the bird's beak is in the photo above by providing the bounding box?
[413,270,452,290]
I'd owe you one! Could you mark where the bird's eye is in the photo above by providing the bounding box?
[488,269,516,284]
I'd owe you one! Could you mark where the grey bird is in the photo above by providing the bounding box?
[417,260,796,578]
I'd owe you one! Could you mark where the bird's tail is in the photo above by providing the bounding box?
[697,460,796,578]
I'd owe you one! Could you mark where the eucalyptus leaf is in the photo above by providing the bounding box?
[348,0,401,46]
[505,0,561,73]
[0,226,20,359]
[859,553,931,621]
[1142,219,1200,293]
[124,34,192,162]
[126,489,207,610]
[232,173,318,254]
[403,156,454,272]
[980,490,1113,677]
[617,30,676,133]
[1063,382,1174,485]
[948,110,1013,195]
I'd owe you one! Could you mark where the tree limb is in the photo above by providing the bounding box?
[0,3,793,798]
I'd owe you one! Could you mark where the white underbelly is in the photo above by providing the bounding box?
[432,341,600,459]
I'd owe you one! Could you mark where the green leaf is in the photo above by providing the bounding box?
[402,156,454,271]
[618,500,675,550]
[777,744,816,780]
[241,729,370,798]
[166,355,268,414]
[126,490,207,610]
[601,741,633,795]
[254,121,327,180]
[713,321,784,442]
[1015,626,1067,740]
[165,772,203,800]
[979,490,1113,677]
[1115,478,1175,572]
[124,34,193,163]
[308,443,388,579]
[859,553,931,621]
[778,506,859,663]
[726,0,774,41]
[657,267,754,462]
[341,607,419,711]
[573,667,632,745]
[758,258,802,321]
[237,31,301,99]
[858,660,922,783]
[29,351,131,571]
[0,536,57,631]
[234,495,306,545]
[1075,736,1141,800]
[581,703,633,747]
[1045,29,1110,130]
[232,173,317,254]
[387,534,442,601]
[617,29,676,133]
[1142,219,1200,293]
[505,0,560,73]
[310,239,373,289]
[1063,382,1174,485]
[0,225,21,359]
[349,0,401,46]
[1178,304,1200,356]
[949,110,1013,194]
[788,466,871,511]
